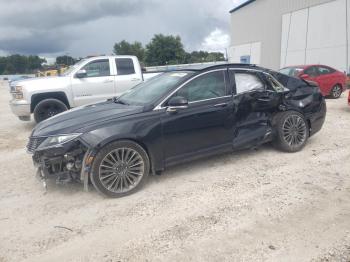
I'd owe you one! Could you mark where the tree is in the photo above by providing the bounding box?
[56,55,75,66]
[0,57,6,74]
[27,55,46,71]
[113,40,145,62]
[0,54,46,74]
[7,55,28,74]
[145,34,187,66]
[187,51,225,63]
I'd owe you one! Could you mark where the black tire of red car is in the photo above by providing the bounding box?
[90,140,150,198]
[330,84,342,99]
[33,98,68,123]
[273,111,309,153]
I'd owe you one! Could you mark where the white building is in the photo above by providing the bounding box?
[228,0,350,72]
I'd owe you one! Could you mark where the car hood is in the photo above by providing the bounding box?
[32,101,144,136]
[11,76,69,91]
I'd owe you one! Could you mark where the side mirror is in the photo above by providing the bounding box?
[167,96,188,113]
[299,73,309,79]
[75,69,87,78]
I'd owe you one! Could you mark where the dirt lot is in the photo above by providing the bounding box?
[0,81,350,262]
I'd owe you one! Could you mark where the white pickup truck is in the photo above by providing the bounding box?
[9,55,153,123]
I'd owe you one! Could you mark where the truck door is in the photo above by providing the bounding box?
[114,57,142,96]
[71,58,115,107]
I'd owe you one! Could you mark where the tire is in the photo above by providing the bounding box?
[33,98,68,123]
[330,84,342,99]
[273,111,309,153]
[90,140,150,198]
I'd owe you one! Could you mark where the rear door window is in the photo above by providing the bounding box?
[116,58,135,75]
[317,66,335,75]
[230,71,265,94]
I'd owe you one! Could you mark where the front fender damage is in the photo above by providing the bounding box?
[32,139,97,192]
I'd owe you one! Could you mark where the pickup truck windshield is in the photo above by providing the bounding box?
[62,59,87,76]
[117,71,193,106]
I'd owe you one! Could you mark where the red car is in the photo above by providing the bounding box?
[280,65,347,99]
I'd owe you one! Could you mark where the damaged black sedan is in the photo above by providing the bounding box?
[27,64,326,197]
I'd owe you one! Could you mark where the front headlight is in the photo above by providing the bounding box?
[15,86,23,92]
[38,133,82,150]
[12,86,23,99]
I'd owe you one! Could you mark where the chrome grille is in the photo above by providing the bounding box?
[27,137,46,153]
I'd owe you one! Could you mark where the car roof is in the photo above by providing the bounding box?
[85,55,137,60]
[171,63,265,73]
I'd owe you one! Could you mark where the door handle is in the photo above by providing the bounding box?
[257,98,270,102]
[213,103,228,108]
[131,78,141,81]
[103,80,113,83]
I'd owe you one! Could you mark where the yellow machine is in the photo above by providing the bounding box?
[36,65,68,77]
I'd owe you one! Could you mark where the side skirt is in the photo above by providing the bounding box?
[164,143,233,168]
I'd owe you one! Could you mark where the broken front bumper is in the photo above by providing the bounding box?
[30,139,94,191]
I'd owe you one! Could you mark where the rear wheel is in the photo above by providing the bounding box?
[90,140,150,198]
[274,111,309,152]
[330,84,342,99]
[33,98,68,123]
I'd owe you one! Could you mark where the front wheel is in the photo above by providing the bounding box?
[33,98,68,123]
[90,140,150,198]
[273,111,309,152]
[330,84,342,99]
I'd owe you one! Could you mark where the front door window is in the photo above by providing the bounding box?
[83,59,110,77]
[175,70,227,102]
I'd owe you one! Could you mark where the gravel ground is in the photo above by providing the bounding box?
[0,81,350,262]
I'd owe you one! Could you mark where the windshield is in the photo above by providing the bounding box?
[279,67,304,77]
[62,59,87,76]
[117,71,193,106]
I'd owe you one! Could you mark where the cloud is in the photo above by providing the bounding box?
[0,0,248,56]
[200,28,230,53]
[0,30,71,54]
[0,0,151,29]
[0,0,153,55]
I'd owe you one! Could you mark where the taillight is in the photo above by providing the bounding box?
[348,91,350,105]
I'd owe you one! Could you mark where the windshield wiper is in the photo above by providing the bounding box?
[113,97,129,105]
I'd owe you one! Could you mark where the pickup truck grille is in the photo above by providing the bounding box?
[27,137,46,153]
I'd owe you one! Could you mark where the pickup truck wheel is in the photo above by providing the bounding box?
[90,140,150,198]
[33,98,68,123]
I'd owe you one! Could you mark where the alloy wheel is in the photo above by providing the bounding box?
[282,115,307,147]
[332,85,342,98]
[98,147,145,193]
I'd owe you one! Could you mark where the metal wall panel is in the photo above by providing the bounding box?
[229,0,346,70]
[228,42,261,64]
[279,0,348,71]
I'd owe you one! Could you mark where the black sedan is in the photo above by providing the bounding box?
[27,64,326,197]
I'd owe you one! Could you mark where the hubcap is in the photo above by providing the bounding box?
[282,115,307,147]
[99,148,144,193]
[38,104,65,121]
[333,86,342,98]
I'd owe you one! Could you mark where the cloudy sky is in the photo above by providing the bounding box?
[0,0,246,58]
